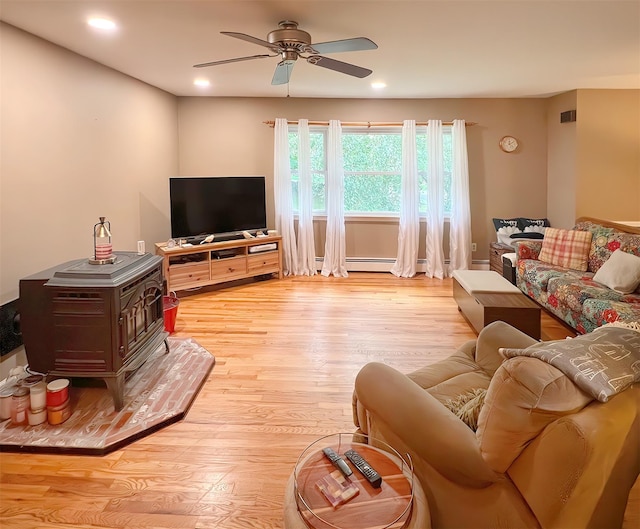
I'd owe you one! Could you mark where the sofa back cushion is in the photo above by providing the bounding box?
[574,220,640,274]
[538,227,593,272]
[476,356,592,474]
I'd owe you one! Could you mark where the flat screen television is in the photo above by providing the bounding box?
[169,176,267,240]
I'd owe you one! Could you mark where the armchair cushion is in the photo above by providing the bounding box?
[476,356,592,473]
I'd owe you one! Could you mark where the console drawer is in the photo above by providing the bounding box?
[210,256,247,282]
[247,252,280,274]
[169,262,210,289]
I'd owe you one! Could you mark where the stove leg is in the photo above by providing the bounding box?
[105,375,124,411]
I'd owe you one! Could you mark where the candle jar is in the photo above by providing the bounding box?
[0,385,17,420]
[27,407,47,426]
[11,386,30,425]
[29,381,47,411]
[46,379,70,407]
[47,398,71,425]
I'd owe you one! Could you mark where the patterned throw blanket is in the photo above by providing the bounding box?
[500,322,640,402]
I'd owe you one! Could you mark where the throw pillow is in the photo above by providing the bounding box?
[497,226,521,245]
[510,232,544,240]
[443,388,487,431]
[499,325,640,402]
[593,249,640,294]
[538,227,593,272]
[523,225,547,235]
[518,217,550,231]
[492,217,519,232]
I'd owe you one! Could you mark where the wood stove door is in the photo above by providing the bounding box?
[118,274,164,369]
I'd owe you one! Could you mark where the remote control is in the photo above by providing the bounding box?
[322,447,353,477]
[344,449,382,488]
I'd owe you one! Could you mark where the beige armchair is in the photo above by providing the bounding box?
[352,321,640,529]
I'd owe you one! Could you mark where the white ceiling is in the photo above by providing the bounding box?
[1,0,639,99]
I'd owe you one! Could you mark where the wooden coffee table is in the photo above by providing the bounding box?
[292,441,414,529]
[453,270,541,339]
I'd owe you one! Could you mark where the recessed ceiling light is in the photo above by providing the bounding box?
[194,79,211,87]
[87,18,117,31]
[371,82,387,89]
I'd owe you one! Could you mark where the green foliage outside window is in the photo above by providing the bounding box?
[288,127,453,215]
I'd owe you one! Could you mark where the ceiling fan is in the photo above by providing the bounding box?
[194,20,378,85]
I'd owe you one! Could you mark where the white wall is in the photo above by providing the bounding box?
[0,23,179,304]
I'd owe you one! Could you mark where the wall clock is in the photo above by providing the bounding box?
[499,135,519,153]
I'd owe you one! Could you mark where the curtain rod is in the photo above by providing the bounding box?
[264,120,477,128]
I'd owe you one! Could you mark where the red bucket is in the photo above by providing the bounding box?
[163,293,180,333]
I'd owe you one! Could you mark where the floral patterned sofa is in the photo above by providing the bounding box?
[514,217,640,334]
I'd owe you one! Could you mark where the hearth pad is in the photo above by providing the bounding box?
[0,337,214,455]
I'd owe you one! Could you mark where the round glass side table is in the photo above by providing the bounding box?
[290,433,416,529]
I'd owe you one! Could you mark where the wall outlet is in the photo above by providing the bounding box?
[472,243,477,252]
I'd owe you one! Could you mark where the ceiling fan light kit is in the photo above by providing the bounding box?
[194,20,378,86]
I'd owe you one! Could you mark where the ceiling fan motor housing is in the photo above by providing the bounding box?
[268,21,311,52]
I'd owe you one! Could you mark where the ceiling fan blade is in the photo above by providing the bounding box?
[310,37,377,54]
[194,54,271,68]
[222,31,280,51]
[307,56,372,78]
[272,61,295,85]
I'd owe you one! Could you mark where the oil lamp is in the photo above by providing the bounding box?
[89,216,116,264]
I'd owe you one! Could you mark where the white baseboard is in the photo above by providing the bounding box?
[315,257,489,273]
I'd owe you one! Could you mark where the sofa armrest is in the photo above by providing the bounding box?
[355,362,499,487]
[513,240,543,261]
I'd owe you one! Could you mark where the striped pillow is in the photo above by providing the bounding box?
[538,227,593,271]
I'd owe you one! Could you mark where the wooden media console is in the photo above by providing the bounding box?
[155,236,282,293]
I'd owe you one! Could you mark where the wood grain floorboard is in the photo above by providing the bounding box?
[0,273,637,529]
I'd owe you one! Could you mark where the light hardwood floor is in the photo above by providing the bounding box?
[0,274,637,528]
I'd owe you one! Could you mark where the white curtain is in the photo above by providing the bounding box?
[425,119,446,279]
[296,119,316,275]
[449,119,472,272]
[391,120,420,278]
[321,120,348,277]
[273,118,298,276]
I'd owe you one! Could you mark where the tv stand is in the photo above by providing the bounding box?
[155,236,282,293]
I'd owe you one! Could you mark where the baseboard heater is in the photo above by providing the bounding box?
[313,257,489,272]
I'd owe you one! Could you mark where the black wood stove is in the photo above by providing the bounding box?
[19,252,168,411]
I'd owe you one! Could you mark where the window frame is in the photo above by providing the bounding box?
[289,125,454,219]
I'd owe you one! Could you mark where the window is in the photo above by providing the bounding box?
[289,128,327,212]
[289,126,453,216]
